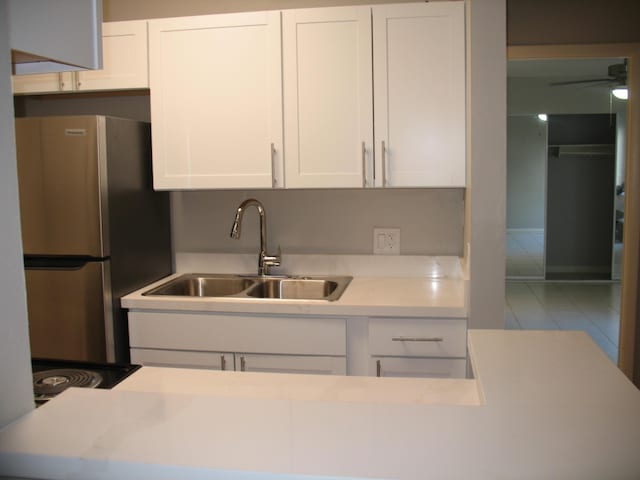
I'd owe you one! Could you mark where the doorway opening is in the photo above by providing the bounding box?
[505,55,629,364]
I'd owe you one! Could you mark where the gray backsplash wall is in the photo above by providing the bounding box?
[172,188,464,256]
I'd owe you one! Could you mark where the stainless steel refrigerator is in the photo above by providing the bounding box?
[16,116,172,364]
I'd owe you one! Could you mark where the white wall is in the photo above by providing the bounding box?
[616,108,627,186]
[0,0,36,427]
[507,115,546,230]
[465,0,506,330]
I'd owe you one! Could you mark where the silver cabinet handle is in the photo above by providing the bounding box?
[362,141,368,187]
[391,336,444,342]
[74,71,81,90]
[376,359,382,377]
[221,354,226,371]
[240,356,246,372]
[58,73,65,91]
[270,143,277,188]
[381,140,387,187]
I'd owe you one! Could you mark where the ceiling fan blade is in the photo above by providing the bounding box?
[549,77,614,87]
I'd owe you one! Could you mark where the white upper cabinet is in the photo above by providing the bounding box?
[149,12,283,190]
[373,2,466,187]
[12,21,149,94]
[282,6,373,188]
[11,72,73,95]
[76,21,149,91]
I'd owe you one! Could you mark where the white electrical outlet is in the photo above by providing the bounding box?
[373,228,400,255]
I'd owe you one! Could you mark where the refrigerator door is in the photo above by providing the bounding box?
[25,259,110,362]
[16,116,108,257]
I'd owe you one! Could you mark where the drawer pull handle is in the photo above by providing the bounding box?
[391,336,444,342]
[221,354,226,371]
[240,356,246,372]
[376,359,382,377]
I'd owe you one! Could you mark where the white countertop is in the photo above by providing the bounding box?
[1,330,639,479]
[122,274,468,318]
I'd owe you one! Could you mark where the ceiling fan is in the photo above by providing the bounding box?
[549,60,627,88]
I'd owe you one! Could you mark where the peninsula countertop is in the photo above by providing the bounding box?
[1,330,639,479]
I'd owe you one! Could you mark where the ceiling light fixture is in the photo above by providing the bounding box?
[537,113,548,121]
[612,87,628,100]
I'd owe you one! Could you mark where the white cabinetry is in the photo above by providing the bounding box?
[12,21,149,95]
[74,21,149,91]
[128,311,346,375]
[282,2,465,189]
[368,317,467,378]
[282,6,373,188]
[148,12,283,190]
[11,72,73,95]
[146,2,465,191]
[373,2,466,187]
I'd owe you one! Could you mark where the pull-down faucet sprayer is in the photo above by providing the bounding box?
[230,198,281,276]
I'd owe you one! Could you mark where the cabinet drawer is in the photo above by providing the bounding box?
[131,348,231,370]
[239,353,346,376]
[368,318,466,358]
[371,356,467,379]
[128,311,346,355]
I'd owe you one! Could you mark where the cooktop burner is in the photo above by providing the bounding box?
[33,369,103,400]
[32,358,141,406]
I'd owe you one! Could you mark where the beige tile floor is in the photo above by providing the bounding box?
[505,281,621,363]
[506,230,545,278]
[506,229,624,280]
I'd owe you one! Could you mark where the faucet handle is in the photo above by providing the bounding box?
[262,245,282,272]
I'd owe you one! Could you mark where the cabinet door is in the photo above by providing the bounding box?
[128,311,346,356]
[283,7,373,188]
[76,21,149,91]
[149,12,283,189]
[371,357,466,378]
[131,348,233,370]
[12,72,72,94]
[237,353,346,375]
[373,2,465,187]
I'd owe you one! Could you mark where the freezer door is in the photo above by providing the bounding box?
[25,260,109,362]
[16,116,108,257]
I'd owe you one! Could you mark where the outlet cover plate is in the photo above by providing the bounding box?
[373,228,400,255]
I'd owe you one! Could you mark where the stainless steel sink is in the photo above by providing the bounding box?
[143,274,351,301]
[246,278,346,301]
[143,274,257,297]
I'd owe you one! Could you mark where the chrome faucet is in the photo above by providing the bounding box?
[230,198,281,276]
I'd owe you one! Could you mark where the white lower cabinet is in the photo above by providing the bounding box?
[367,317,467,378]
[371,357,467,378]
[131,348,231,370]
[131,348,346,375]
[236,353,346,375]
[128,310,466,378]
[128,311,347,375]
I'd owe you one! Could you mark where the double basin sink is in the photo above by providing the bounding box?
[143,273,352,302]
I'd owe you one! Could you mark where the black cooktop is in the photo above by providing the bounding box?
[32,358,141,405]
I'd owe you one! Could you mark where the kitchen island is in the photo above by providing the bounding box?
[1,330,639,479]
